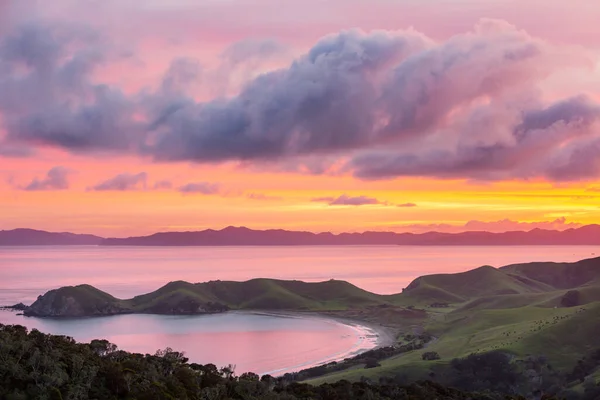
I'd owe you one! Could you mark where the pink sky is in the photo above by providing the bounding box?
[0,0,599,236]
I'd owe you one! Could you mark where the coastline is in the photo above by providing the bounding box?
[233,309,397,349]
[0,308,398,377]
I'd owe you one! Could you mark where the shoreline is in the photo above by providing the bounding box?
[0,308,398,377]
[232,309,397,349]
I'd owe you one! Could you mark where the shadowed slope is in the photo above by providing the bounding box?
[501,256,600,289]
[398,265,544,303]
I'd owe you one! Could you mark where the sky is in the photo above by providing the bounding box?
[0,0,599,237]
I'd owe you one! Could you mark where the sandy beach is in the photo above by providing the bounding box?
[236,310,398,355]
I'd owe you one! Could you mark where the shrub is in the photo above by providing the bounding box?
[422,351,441,361]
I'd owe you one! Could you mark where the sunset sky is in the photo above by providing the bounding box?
[1,0,599,237]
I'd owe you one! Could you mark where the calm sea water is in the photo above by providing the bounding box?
[0,310,377,376]
[0,245,597,374]
[0,245,597,304]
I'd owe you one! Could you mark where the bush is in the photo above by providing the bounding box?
[364,358,381,369]
[422,351,441,361]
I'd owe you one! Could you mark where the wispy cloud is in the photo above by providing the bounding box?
[178,182,221,195]
[397,203,417,208]
[89,172,148,191]
[312,194,386,206]
[245,192,282,201]
[153,180,173,190]
[23,166,71,191]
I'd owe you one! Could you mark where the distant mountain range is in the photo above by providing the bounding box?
[1,225,600,246]
[0,228,103,246]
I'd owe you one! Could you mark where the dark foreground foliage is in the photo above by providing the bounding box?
[0,324,552,400]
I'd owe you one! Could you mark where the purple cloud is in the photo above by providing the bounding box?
[246,192,281,200]
[312,194,385,206]
[178,182,220,195]
[89,172,147,191]
[23,166,70,191]
[397,203,417,207]
[153,180,173,190]
[1,16,599,182]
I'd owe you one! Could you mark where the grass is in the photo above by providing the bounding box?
[393,265,547,306]
[48,284,123,311]
[306,298,600,384]
[35,278,394,314]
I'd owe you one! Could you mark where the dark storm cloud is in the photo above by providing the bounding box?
[89,172,148,191]
[24,166,70,191]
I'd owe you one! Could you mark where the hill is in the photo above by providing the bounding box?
[3,225,600,246]
[0,228,103,245]
[23,278,391,317]
[304,256,600,393]
[102,225,600,246]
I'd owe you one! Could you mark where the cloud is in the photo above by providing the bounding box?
[0,22,141,153]
[311,196,335,203]
[23,166,70,191]
[153,180,173,190]
[397,203,417,207]
[397,217,583,234]
[312,194,386,206]
[178,182,220,195]
[89,172,147,191]
[245,192,281,200]
[351,95,600,181]
[221,38,288,67]
[0,144,35,158]
[2,18,600,182]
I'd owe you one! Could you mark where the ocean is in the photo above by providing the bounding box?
[0,245,596,374]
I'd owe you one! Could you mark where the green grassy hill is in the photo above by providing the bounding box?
[305,256,600,387]
[501,256,600,289]
[25,278,392,317]
[396,265,547,304]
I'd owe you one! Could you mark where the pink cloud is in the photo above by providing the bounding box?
[1,1,599,183]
